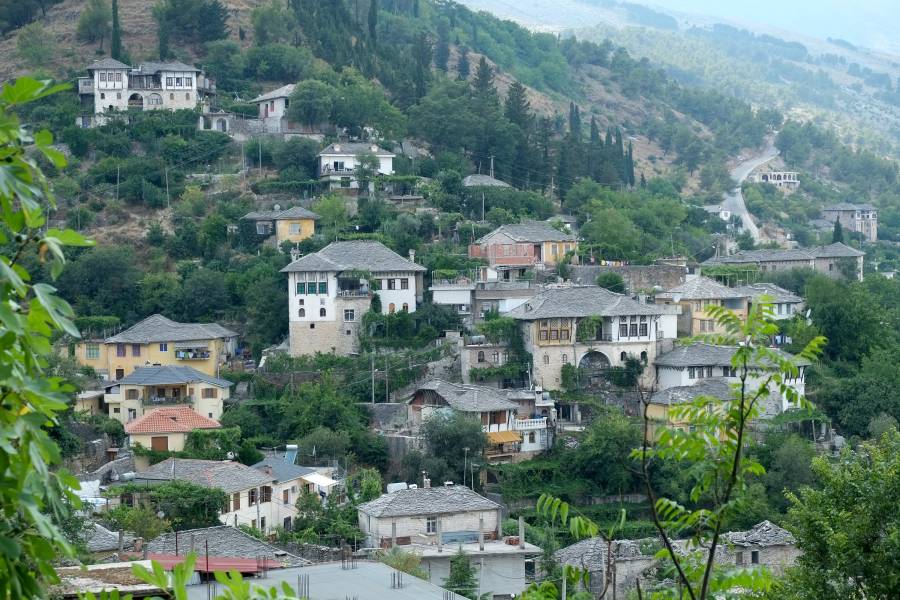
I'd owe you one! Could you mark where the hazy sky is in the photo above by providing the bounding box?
[647,0,900,53]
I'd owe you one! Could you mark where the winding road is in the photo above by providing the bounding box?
[721,136,780,242]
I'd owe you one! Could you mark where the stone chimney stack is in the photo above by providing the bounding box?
[409,249,416,263]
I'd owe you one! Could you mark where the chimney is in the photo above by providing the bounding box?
[408,249,416,263]
[289,247,300,262]
[518,516,525,549]
[334,144,341,152]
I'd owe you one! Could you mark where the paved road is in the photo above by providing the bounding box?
[721,136,779,241]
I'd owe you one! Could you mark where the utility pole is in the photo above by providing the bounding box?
[463,447,469,487]
[370,354,375,404]
[489,155,494,179]
[258,140,263,177]
[481,192,485,222]
[384,354,389,403]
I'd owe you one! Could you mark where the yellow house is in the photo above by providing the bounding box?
[655,277,750,337]
[103,365,232,424]
[645,378,734,440]
[242,206,319,246]
[74,314,237,380]
[469,222,579,268]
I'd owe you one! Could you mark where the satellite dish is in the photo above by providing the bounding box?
[273,203,281,211]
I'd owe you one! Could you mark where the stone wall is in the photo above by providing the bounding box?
[569,265,687,293]
[288,296,370,356]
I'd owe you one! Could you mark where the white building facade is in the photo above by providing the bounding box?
[317,142,394,190]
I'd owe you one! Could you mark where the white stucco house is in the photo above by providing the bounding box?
[76,58,215,127]
[252,83,295,121]
[281,240,425,356]
[317,142,394,191]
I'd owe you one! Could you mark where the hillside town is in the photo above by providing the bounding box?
[2,0,900,599]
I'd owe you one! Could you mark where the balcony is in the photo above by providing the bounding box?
[514,418,548,430]
[337,289,371,298]
[143,395,194,406]
[319,166,356,176]
[175,349,210,360]
[77,78,94,94]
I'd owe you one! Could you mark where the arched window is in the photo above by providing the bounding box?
[389,303,396,314]
[528,432,536,444]
[561,354,569,364]
[477,351,485,363]
[402,303,409,312]
[620,351,627,362]
[319,308,326,317]
[148,93,162,106]
[640,351,648,363]
[298,308,305,318]
[543,354,550,365]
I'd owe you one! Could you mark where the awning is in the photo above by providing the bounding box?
[174,342,209,350]
[303,472,338,489]
[487,430,522,444]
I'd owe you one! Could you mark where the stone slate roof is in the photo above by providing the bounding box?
[733,283,802,304]
[555,538,647,572]
[725,520,795,547]
[134,459,274,494]
[243,206,320,221]
[506,286,665,320]
[462,174,511,188]
[654,343,810,369]
[136,61,200,73]
[84,522,135,553]
[252,84,296,103]
[281,240,425,273]
[125,407,221,435]
[413,379,521,412]
[358,485,500,518]
[147,526,308,566]
[252,459,317,484]
[649,378,735,406]
[114,365,232,388]
[477,221,575,243]
[822,202,877,212]
[702,242,864,266]
[318,142,394,157]
[656,277,748,301]
[87,58,130,70]
[105,314,237,344]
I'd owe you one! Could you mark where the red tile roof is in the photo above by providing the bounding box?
[125,406,221,434]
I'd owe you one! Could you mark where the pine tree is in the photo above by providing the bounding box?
[443,548,479,599]
[457,46,470,80]
[368,0,377,47]
[504,81,531,131]
[568,102,582,140]
[434,19,450,71]
[832,219,844,243]
[472,56,496,100]
[110,0,122,60]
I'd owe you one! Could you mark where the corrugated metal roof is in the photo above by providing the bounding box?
[487,430,521,443]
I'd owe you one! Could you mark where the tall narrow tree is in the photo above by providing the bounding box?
[504,80,531,131]
[367,0,377,47]
[832,219,844,243]
[434,19,450,71]
[472,56,496,104]
[457,46,470,80]
[110,0,122,60]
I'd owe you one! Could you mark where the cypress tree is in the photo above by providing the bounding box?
[627,141,635,186]
[640,172,647,188]
[589,116,600,143]
[504,81,531,131]
[110,0,122,60]
[568,102,582,140]
[368,0,377,47]
[472,56,497,105]
[443,549,478,598]
[434,19,450,71]
[832,219,844,243]
[457,46,470,80]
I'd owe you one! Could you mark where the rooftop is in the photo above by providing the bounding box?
[113,365,232,388]
[654,343,810,369]
[83,522,135,553]
[104,314,237,344]
[251,83,296,103]
[412,379,522,412]
[252,458,317,483]
[86,57,130,70]
[477,221,576,243]
[135,61,200,74]
[281,240,426,274]
[725,520,795,547]
[703,242,864,266]
[462,173,512,188]
[732,283,802,304]
[506,286,665,320]
[318,142,394,157]
[358,485,501,518]
[147,526,307,567]
[125,406,221,435]
[242,206,320,221]
[822,202,877,212]
[134,458,274,494]
[649,378,735,406]
[656,276,748,301]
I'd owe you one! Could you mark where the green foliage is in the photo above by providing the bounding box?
[103,505,171,540]
[16,22,55,68]
[443,548,481,599]
[774,431,900,599]
[112,480,227,530]
[154,0,229,45]
[0,77,93,598]
[595,271,626,294]
[76,0,111,50]
[404,411,487,486]
[376,547,429,580]
[251,0,297,46]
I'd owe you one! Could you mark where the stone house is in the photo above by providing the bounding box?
[146,525,307,566]
[702,242,865,281]
[718,520,800,574]
[654,277,750,337]
[101,365,231,425]
[73,314,238,381]
[281,240,425,356]
[469,222,578,269]
[241,206,320,246]
[821,202,877,242]
[504,286,677,390]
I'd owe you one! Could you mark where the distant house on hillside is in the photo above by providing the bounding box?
[317,142,394,191]
[821,202,878,242]
[654,277,750,337]
[76,58,215,127]
[469,222,578,270]
[252,84,295,121]
[702,242,865,281]
[241,206,320,246]
[125,405,220,455]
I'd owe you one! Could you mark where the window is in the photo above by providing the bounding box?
[186,77,192,87]
[115,368,124,380]
[620,351,627,362]
[113,407,121,414]
[296,282,306,294]
[735,551,744,566]
[333,161,345,171]
[723,366,736,377]
[166,77,173,86]
[688,367,696,378]
[640,351,648,363]
[170,93,174,100]
[528,431,536,443]
[561,354,569,364]
[261,486,272,503]
[400,278,409,290]
[492,352,500,363]
[100,93,105,99]
[387,279,396,290]
[233,492,240,511]
[402,303,409,312]
[116,92,121,99]
[340,177,351,188]
[86,344,100,360]
[389,303,396,314]
[543,354,550,365]
[477,351,485,363]
[344,309,355,322]
[639,316,648,337]
[159,343,168,352]
[156,387,166,398]
[148,93,162,105]
[116,343,126,357]
[751,551,759,565]
[176,77,183,86]
[629,317,638,337]
[706,367,713,378]
[100,73,107,82]
[126,389,140,400]
[202,388,218,399]
[319,308,326,317]
[551,244,558,256]
[185,93,190,100]
[289,223,301,234]
[828,263,834,271]
[318,281,327,294]
[298,308,305,317]
[310,323,315,329]
[132,344,141,357]
[426,517,437,534]
[249,488,258,506]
